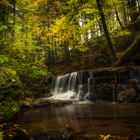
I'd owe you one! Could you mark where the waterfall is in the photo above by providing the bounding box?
[49,67,140,102]
[112,73,117,104]
[51,71,95,101]
[51,72,78,100]
[54,74,70,94]
[84,72,95,100]
[77,72,84,100]
[87,72,93,93]
[68,72,77,91]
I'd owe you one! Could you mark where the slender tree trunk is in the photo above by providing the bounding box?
[137,0,140,11]
[46,46,52,71]
[115,10,124,30]
[22,13,25,43]
[128,0,137,22]
[122,0,128,25]
[3,6,8,47]
[95,0,116,60]
[12,0,16,42]
[64,41,70,64]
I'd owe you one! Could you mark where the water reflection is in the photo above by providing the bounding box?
[17,103,140,136]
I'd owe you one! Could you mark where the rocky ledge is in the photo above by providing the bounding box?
[20,98,73,110]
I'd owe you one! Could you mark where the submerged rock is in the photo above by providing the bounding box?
[32,125,72,140]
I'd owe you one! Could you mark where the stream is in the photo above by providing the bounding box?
[16,102,140,139]
[15,68,140,139]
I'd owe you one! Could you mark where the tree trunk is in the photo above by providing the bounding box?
[95,0,117,60]
[115,10,124,30]
[12,0,16,42]
[137,0,140,11]
[122,0,128,25]
[128,0,137,22]
[64,41,70,64]
[113,36,140,67]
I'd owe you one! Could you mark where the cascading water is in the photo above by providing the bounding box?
[49,67,140,102]
[84,72,95,100]
[51,71,96,101]
[51,72,79,100]
[51,71,119,102]
[77,72,84,100]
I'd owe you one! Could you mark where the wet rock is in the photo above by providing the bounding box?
[32,131,49,140]
[77,85,85,100]
[32,125,72,140]
[56,125,72,140]
[20,98,73,110]
[92,84,113,101]
[12,128,31,140]
[1,123,31,140]
[117,88,137,103]
[84,92,93,101]
[135,95,140,102]
[128,79,140,88]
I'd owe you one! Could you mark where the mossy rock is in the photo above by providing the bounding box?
[0,98,20,121]
[0,67,23,100]
[0,67,23,121]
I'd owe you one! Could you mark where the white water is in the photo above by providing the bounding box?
[84,72,95,100]
[51,71,96,101]
[51,72,78,100]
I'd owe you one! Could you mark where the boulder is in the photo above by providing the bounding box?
[117,88,137,103]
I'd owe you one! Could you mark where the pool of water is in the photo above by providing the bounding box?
[16,103,140,138]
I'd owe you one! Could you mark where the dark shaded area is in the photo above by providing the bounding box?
[114,36,140,67]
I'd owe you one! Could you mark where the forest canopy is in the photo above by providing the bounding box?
[0,0,140,73]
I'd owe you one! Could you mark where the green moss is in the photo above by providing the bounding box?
[0,67,23,100]
[0,98,20,121]
[0,67,23,121]
[29,66,51,79]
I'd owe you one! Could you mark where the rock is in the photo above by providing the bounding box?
[77,85,85,100]
[32,131,49,140]
[1,123,31,140]
[92,84,113,101]
[135,95,140,102]
[128,79,140,93]
[117,88,137,103]
[12,128,31,140]
[32,125,72,140]
[56,125,72,140]
[20,98,73,110]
